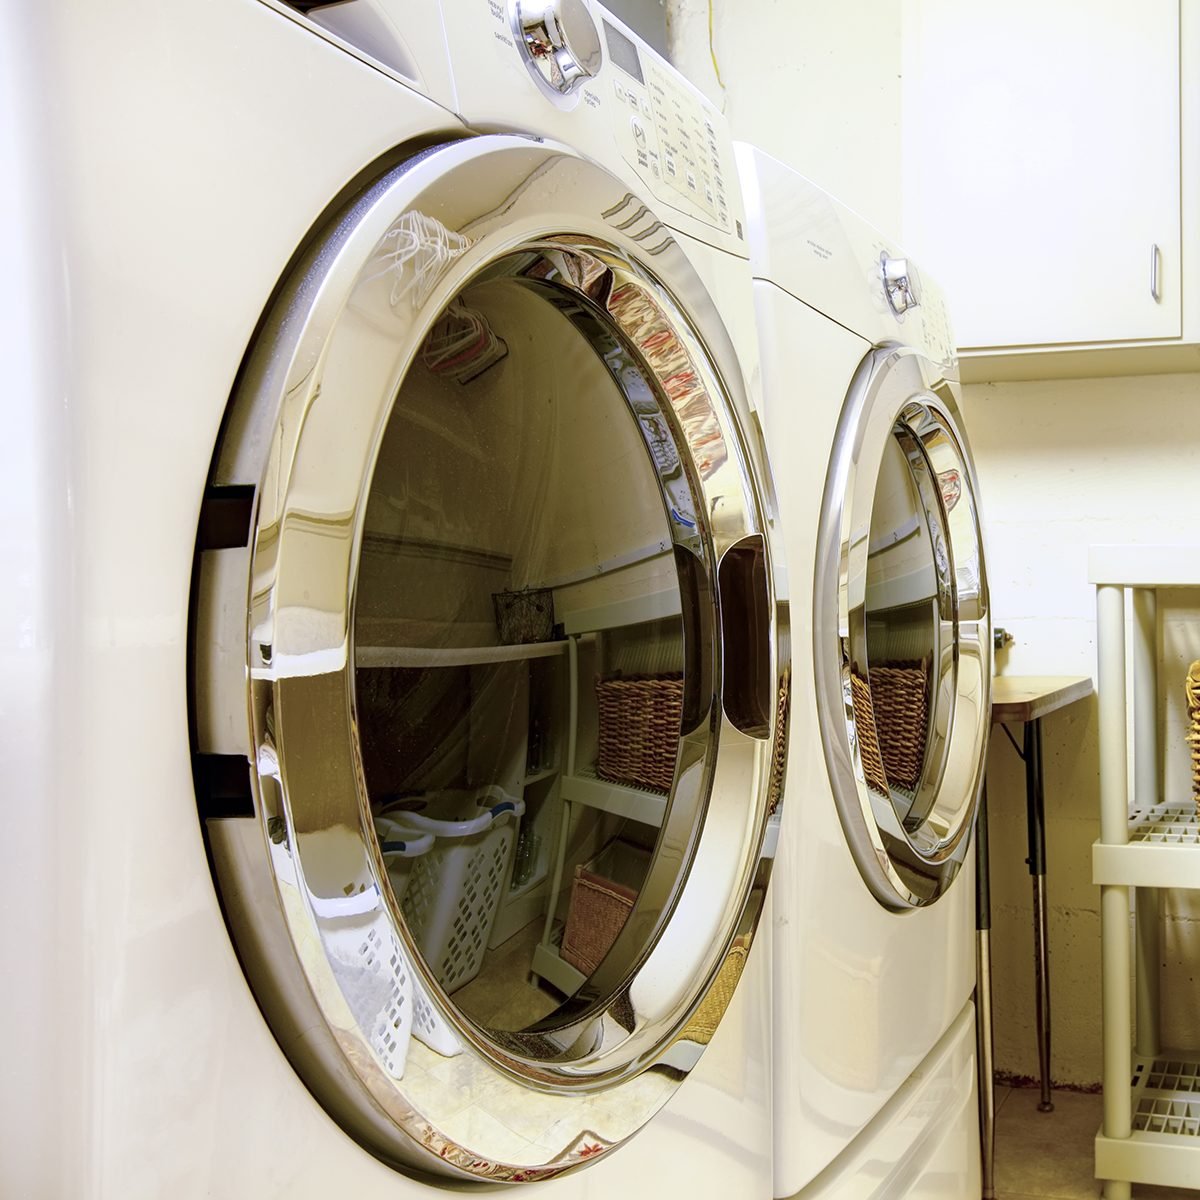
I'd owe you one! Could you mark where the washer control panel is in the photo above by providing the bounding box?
[440,0,746,253]
[607,39,733,232]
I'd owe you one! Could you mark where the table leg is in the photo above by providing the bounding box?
[1024,717,1053,1113]
[976,784,996,1199]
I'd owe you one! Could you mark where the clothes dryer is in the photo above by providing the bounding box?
[1,5,788,1196]
[736,145,990,1198]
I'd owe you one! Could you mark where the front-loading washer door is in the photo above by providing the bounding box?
[191,135,787,1183]
[814,344,990,911]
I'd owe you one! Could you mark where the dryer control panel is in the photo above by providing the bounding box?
[738,144,958,370]
[441,0,747,256]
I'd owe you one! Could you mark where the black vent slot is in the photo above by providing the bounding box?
[194,754,255,820]
[197,485,255,551]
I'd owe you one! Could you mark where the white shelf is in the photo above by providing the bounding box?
[1088,545,1200,589]
[560,585,680,635]
[561,767,667,827]
[531,938,586,997]
[1093,802,1200,889]
[355,640,569,668]
[1096,1051,1200,1190]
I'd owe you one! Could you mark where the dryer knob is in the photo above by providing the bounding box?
[881,253,922,317]
[515,0,602,95]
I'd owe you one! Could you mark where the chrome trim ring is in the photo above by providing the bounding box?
[197,135,788,1182]
[814,344,990,910]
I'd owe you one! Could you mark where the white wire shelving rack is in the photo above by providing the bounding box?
[1091,545,1200,1198]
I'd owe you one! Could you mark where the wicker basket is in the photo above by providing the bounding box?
[561,839,649,977]
[850,661,928,794]
[767,672,790,815]
[595,674,683,794]
[1187,661,1200,814]
[678,941,749,1046]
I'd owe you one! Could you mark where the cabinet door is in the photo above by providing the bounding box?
[902,0,1181,349]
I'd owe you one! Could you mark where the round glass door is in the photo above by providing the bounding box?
[815,345,990,910]
[192,136,787,1182]
[353,249,712,1037]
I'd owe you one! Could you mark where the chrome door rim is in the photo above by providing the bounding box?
[814,344,990,911]
[201,134,788,1182]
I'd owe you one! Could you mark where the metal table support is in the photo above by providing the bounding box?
[1024,717,1054,1113]
[986,675,1093,1138]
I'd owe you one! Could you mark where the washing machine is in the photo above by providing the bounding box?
[1,3,789,1195]
[735,145,991,1198]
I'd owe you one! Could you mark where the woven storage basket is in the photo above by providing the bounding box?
[678,941,749,1046]
[767,672,790,815]
[561,839,649,977]
[850,661,928,794]
[1187,661,1200,814]
[595,674,683,794]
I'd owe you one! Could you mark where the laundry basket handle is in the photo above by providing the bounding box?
[373,820,436,860]
[376,788,525,840]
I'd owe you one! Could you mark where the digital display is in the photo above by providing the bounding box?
[603,19,644,85]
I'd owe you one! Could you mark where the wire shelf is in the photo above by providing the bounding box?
[1129,804,1200,845]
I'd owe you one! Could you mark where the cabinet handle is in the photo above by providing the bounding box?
[1151,243,1162,303]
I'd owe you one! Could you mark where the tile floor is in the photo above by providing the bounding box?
[995,1085,1197,1199]
[451,919,561,1030]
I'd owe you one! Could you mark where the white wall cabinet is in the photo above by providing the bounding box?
[902,1,1193,376]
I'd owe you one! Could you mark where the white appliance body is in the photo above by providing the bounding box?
[2,4,782,1197]
[736,145,987,1199]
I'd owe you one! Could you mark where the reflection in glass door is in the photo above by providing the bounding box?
[353,254,695,1042]
[817,347,991,910]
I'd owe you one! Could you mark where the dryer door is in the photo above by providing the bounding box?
[192,135,787,1183]
[814,344,990,910]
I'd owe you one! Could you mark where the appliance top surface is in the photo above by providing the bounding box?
[735,142,956,365]
[263,0,748,257]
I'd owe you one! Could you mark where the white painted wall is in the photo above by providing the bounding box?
[665,0,903,235]
[965,373,1200,1085]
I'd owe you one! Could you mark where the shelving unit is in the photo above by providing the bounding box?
[560,767,668,826]
[1091,545,1200,1198]
[531,581,681,993]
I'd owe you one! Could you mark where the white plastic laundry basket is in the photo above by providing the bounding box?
[375,786,524,995]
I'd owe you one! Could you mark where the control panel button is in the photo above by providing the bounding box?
[631,117,646,146]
